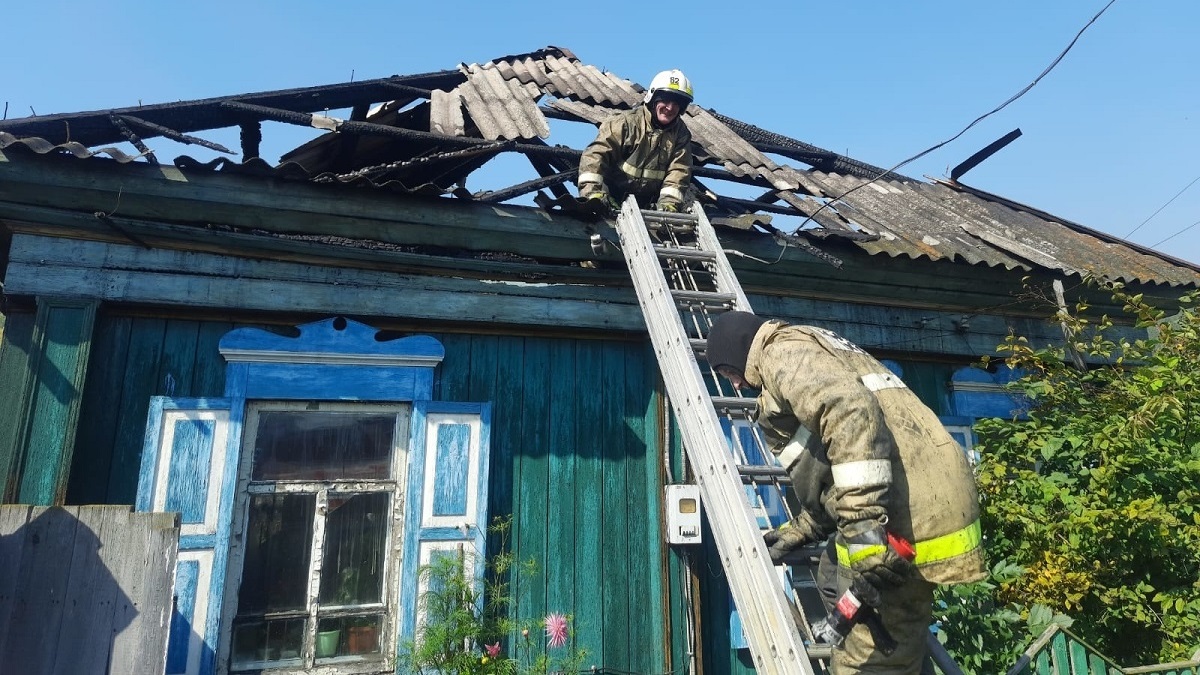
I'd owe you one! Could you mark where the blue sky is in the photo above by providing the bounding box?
[5,0,1199,263]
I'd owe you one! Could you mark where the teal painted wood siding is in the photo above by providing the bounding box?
[1,300,97,505]
[438,334,673,675]
[64,316,680,675]
[68,315,239,505]
[0,312,35,500]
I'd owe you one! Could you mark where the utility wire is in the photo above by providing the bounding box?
[793,0,1118,231]
[1124,172,1200,238]
[1149,218,1200,249]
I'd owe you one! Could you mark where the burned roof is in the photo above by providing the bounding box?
[1,45,1196,286]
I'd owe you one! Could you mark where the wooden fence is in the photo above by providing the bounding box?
[0,505,179,674]
[1006,625,1200,675]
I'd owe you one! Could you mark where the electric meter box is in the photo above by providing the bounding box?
[665,484,702,545]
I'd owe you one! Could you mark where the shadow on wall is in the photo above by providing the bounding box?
[0,505,179,675]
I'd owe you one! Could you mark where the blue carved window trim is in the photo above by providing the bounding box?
[139,317,491,675]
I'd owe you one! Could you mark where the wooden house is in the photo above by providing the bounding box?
[1,46,1197,675]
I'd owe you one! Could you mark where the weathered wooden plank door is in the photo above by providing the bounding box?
[137,398,238,675]
[399,401,492,643]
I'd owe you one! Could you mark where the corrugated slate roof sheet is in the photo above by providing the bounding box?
[1,45,1196,286]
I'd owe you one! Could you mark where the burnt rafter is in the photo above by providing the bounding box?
[107,114,156,164]
[0,70,463,147]
[709,110,901,181]
[240,122,262,160]
[525,153,574,200]
[379,82,435,99]
[118,114,234,154]
[316,142,509,188]
[220,99,580,163]
[473,170,575,203]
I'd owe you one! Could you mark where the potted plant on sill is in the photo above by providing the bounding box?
[346,616,379,654]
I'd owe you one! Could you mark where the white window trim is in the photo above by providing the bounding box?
[222,401,410,675]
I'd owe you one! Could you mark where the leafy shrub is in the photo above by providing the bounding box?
[970,279,1200,665]
[399,516,587,675]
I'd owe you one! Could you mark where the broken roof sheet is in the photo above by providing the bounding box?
[1,45,1196,286]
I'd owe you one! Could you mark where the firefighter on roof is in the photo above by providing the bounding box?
[577,69,694,213]
[706,311,986,674]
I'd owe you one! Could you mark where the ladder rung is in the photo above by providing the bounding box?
[710,396,757,413]
[671,289,737,306]
[654,246,718,263]
[640,209,699,225]
[806,644,833,661]
[737,465,788,481]
[779,543,827,566]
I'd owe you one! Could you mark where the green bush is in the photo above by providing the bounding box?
[968,279,1200,665]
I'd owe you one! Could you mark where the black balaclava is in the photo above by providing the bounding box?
[705,311,769,375]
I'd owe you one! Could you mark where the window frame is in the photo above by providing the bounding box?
[224,400,411,673]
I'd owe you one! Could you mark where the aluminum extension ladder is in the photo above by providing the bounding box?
[610,196,824,675]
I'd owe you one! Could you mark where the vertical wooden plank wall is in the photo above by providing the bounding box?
[545,339,578,664]
[0,312,35,500]
[67,315,235,505]
[437,333,676,675]
[515,336,551,664]
[1,299,97,505]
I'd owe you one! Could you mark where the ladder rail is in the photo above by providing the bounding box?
[615,197,816,675]
[692,203,754,312]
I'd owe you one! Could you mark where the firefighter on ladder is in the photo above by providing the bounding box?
[706,311,986,675]
[577,69,694,214]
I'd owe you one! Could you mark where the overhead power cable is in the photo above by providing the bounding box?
[1149,218,1200,249]
[1124,172,1200,238]
[793,0,1118,231]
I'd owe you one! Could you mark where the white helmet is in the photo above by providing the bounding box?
[644,69,694,106]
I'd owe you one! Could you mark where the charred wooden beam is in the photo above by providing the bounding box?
[379,82,434,99]
[0,70,464,147]
[108,114,157,164]
[240,121,262,160]
[538,105,591,123]
[318,142,511,182]
[715,194,808,218]
[709,109,902,181]
[520,138,576,199]
[473,171,575,203]
[117,115,234,154]
[526,155,574,199]
[219,100,582,163]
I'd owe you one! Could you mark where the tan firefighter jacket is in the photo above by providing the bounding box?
[744,321,986,585]
[577,105,692,208]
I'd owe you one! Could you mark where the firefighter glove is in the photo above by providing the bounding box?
[836,521,917,606]
[588,191,618,213]
[762,520,811,564]
[658,201,679,213]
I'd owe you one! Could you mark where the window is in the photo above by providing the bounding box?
[135,319,490,675]
[226,403,408,672]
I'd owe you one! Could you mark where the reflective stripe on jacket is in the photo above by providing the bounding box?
[577,105,692,207]
[744,321,986,585]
